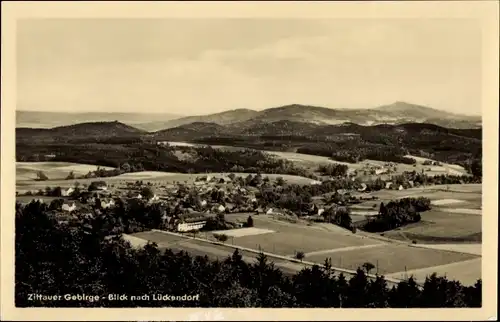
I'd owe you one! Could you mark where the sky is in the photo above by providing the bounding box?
[17,18,482,116]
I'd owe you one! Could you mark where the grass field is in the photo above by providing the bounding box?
[264,151,469,177]
[130,230,305,276]
[17,162,114,181]
[410,243,481,255]
[305,243,479,276]
[217,215,382,257]
[16,163,314,193]
[383,210,481,244]
[386,258,481,286]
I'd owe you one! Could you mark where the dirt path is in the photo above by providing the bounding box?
[299,243,386,258]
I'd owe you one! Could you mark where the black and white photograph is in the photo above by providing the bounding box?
[1,1,498,321]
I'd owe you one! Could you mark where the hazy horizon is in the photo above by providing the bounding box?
[17,19,482,117]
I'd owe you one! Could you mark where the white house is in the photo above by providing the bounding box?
[62,202,77,212]
[398,185,404,191]
[135,193,143,199]
[101,199,115,209]
[201,200,207,207]
[266,208,274,215]
[217,204,226,213]
[385,182,393,189]
[174,212,210,232]
[375,168,388,175]
[317,208,325,216]
[61,187,75,197]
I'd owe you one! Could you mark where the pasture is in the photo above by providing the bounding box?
[16,162,315,193]
[16,162,114,181]
[130,230,309,276]
[386,258,481,286]
[410,243,481,256]
[382,210,481,244]
[305,243,479,276]
[216,215,382,257]
[264,151,469,178]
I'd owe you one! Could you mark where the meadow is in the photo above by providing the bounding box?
[16,162,114,181]
[305,243,480,276]
[16,162,315,193]
[386,258,481,287]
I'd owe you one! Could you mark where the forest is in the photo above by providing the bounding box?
[16,201,481,308]
[363,198,432,232]
[16,143,312,178]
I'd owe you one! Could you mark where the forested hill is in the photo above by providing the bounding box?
[16,119,481,143]
[16,121,147,144]
[15,120,482,170]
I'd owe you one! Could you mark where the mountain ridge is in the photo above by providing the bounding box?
[17,101,481,131]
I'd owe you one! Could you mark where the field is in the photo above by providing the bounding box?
[386,258,481,286]
[129,230,308,276]
[382,210,481,244]
[130,215,482,285]
[16,162,114,181]
[305,243,479,276]
[16,162,314,193]
[263,150,469,177]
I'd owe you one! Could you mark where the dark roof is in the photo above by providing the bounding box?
[178,212,211,223]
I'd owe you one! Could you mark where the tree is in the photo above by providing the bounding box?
[66,171,75,180]
[214,234,228,244]
[140,186,155,200]
[36,171,48,181]
[121,162,131,173]
[295,251,305,262]
[470,159,482,178]
[246,216,254,228]
[362,262,375,275]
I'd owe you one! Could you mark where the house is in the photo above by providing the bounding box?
[174,212,210,232]
[89,181,107,191]
[398,185,404,191]
[317,208,325,216]
[135,193,143,199]
[62,201,77,212]
[61,187,75,197]
[375,168,388,175]
[217,204,226,213]
[201,200,207,207]
[100,198,115,209]
[150,194,160,202]
[310,180,322,185]
[266,208,274,215]
[385,182,393,189]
